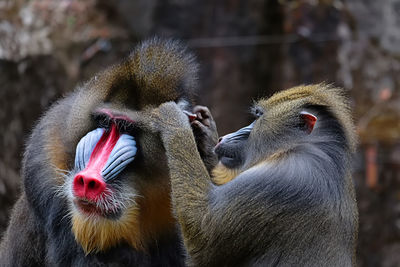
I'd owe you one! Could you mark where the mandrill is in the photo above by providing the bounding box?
[149,84,359,267]
[0,38,198,266]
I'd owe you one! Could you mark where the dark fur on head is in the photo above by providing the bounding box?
[0,38,197,266]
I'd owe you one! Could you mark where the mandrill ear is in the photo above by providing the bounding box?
[300,111,317,134]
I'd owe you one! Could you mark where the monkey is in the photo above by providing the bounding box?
[0,38,199,266]
[147,84,359,266]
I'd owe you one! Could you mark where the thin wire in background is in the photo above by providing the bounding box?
[187,33,341,48]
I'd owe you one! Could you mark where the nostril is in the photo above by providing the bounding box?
[88,180,96,189]
[78,176,84,186]
[218,137,223,142]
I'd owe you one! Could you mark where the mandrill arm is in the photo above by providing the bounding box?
[150,103,213,253]
[153,102,265,265]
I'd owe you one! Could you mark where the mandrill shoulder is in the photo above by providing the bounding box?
[22,94,76,219]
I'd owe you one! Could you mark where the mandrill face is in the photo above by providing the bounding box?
[60,107,172,254]
[72,123,137,219]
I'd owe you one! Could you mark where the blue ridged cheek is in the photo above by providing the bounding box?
[74,128,104,171]
[101,134,137,181]
[74,128,137,181]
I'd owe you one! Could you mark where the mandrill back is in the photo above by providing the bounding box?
[0,38,198,266]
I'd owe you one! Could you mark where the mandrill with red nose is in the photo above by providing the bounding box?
[0,38,198,266]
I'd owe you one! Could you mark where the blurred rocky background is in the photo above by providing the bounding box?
[0,0,399,266]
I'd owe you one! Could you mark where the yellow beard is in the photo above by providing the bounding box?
[211,162,239,185]
[71,206,141,255]
[71,183,175,255]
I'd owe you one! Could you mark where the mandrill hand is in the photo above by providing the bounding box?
[191,106,218,149]
[190,106,219,172]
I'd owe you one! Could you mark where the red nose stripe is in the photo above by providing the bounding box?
[86,123,120,172]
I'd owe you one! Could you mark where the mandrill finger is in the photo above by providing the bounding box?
[183,110,197,122]
[191,120,208,136]
[193,106,211,119]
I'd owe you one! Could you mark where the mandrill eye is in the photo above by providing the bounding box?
[75,128,105,171]
[251,106,264,118]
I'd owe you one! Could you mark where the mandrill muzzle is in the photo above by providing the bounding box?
[73,123,137,202]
